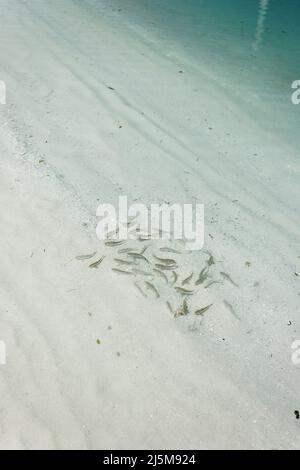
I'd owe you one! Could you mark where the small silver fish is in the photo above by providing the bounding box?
[205,281,222,289]
[154,255,177,266]
[133,268,153,277]
[171,271,178,286]
[126,216,139,228]
[183,298,189,315]
[145,281,160,298]
[223,300,241,319]
[114,258,135,266]
[128,253,150,264]
[182,273,193,286]
[112,268,134,275]
[118,247,139,254]
[76,252,96,261]
[105,240,126,247]
[89,256,105,269]
[175,287,195,295]
[128,214,139,223]
[195,267,209,285]
[220,272,239,287]
[207,253,215,266]
[140,246,149,255]
[134,282,147,298]
[155,263,178,271]
[105,227,120,239]
[174,300,189,318]
[138,235,151,241]
[160,247,182,254]
[153,268,168,284]
[195,304,213,316]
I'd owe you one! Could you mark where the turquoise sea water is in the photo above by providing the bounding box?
[101,0,300,147]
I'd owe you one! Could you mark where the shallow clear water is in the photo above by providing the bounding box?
[105,0,300,147]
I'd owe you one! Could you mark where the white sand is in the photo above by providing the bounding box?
[0,0,299,449]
